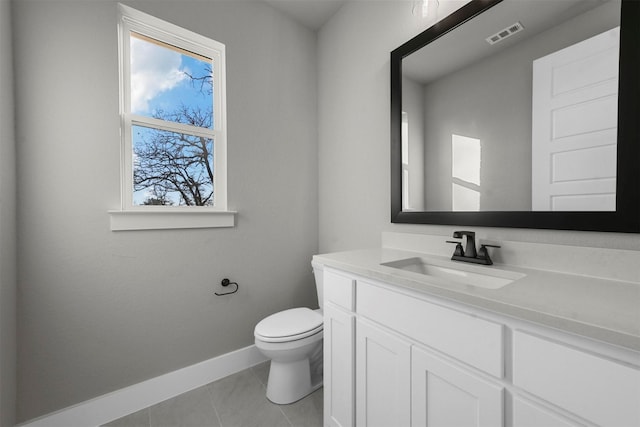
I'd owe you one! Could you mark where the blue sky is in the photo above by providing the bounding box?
[130,34,213,121]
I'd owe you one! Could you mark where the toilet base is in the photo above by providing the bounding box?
[266,358,323,404]
[255,313,324,405]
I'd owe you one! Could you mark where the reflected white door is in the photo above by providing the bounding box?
[531,27,619,211]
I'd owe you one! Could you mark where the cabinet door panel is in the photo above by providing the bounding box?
[513,396,586,427]
[411,346,503,427]
[513,330,640,426]
[324,303,355,427]
[356,319,411,427]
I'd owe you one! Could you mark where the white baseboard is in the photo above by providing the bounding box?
[18,345,267,427]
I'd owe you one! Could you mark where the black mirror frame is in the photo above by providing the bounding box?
[390,0,640,232]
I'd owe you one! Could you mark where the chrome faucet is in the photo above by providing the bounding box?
[447,231,500,265]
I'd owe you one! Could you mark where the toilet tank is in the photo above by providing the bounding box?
[311,260,324,311]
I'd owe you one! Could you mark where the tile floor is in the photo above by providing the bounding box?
[101,362,323,427]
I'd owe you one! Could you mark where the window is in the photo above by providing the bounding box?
[451,134,481,211]
[111,4,234,230]
[401,112,410,210]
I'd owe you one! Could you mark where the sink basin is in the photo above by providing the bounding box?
[381,257,525,289]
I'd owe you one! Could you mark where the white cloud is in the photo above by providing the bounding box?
[130,37,187,114]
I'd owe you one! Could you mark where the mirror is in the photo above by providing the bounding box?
[390,0,639,232]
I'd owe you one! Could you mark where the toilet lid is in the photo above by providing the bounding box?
[254,308,323,342]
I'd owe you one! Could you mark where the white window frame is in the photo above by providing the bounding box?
[110,4,234,231]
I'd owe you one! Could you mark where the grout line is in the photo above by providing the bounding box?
[205,385,224,427]
[248,362,294,427]
[278,406,295,427]
[249,362,269,389]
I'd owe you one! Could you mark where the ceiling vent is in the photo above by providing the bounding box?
[486,21,524,45]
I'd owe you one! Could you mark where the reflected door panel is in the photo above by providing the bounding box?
[531,27,619,211]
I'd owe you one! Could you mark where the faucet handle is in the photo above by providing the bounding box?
[453,231,477,258]
[477,244,501,265]
[446,240,464,257]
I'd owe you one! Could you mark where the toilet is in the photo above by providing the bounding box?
[254,261,324,404]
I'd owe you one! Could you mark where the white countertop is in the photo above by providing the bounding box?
[313,248,640,352]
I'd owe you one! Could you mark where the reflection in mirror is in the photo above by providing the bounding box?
[390,0,640,232]
[400,0,620,212]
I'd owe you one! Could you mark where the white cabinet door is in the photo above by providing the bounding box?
[324,303,356,427]
[411,346,504,427]
[513,396,586,427]
[356,319,411,427]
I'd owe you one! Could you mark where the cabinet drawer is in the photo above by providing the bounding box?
[324,268,355,311]
[513,330,640,426]
[357,280,503,377]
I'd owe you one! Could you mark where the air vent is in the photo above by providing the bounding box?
[486,21,524,45]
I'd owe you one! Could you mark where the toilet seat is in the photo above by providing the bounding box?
[255,308,323,343]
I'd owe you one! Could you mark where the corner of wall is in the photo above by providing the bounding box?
[0,0,18,424]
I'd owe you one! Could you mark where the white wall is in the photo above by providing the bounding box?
[13,0,318,421]
[0,0,17,424]
[318,0,640,254]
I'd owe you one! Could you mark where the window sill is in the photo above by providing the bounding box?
[109,209,236,231]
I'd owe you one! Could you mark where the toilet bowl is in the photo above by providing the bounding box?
[253,261,324,404]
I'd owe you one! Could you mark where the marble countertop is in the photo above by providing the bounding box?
[313,248,640,352]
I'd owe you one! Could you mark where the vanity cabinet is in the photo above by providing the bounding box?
[354,316,503,427]
[355,279,504,427]
[322,266,640,427]
[323,269,356,427]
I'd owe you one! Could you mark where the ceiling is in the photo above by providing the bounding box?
[263,0,347,30]
[402,0,609,84]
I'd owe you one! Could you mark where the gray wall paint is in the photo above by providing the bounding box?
[422,53,533,211]
[317,1,640,253]
[1,0,17,424]
[13,0,318,421]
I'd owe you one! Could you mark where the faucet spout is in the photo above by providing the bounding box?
[448,231,500,266]
[452,231,477,258]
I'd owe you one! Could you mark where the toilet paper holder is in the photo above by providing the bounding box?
[215,278,239,296]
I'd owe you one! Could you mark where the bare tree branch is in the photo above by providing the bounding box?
[133,105,214,206]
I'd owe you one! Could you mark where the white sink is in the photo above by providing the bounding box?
[381,257,525,289]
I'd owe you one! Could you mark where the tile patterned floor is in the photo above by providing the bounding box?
[101,362,323,427]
